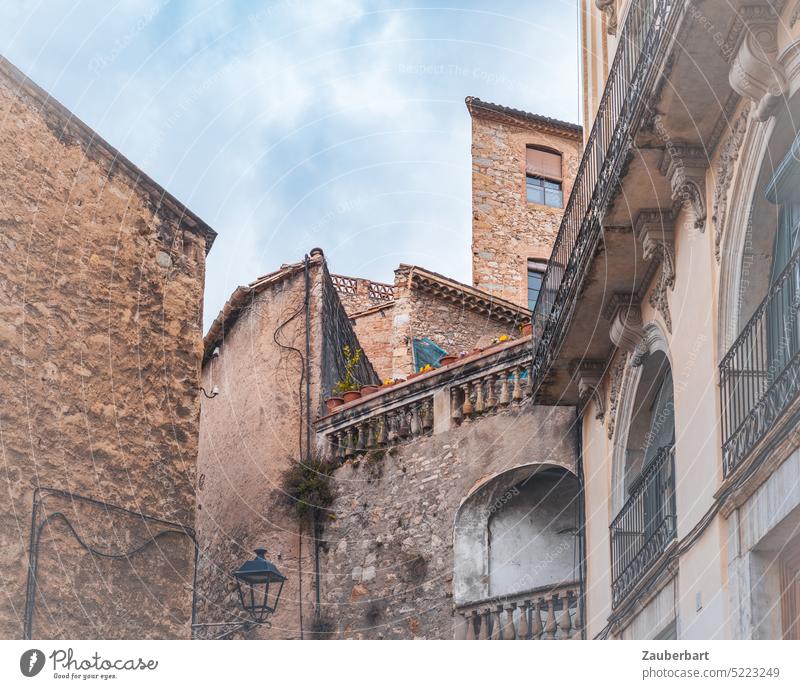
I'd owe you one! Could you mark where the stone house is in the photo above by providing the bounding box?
[195,95,584,639]
[0,56,215,639]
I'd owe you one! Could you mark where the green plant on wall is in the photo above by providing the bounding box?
[279,456,336,520]
[333,344,362,394]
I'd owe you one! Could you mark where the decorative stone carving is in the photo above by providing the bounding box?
[729,6,787,121]
[659,143,709,230]
[573,361,606,421]
[713,103,751,262]
[634,209,675,334]
[605,293,645,355]
[596,0,617,35]
[606,357,627,440]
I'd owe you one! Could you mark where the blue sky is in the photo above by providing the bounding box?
[0,0,579,326]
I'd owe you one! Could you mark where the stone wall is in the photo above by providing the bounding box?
[350,303,395,382]
[469,102,582,308]
[317,404,577,639]
[196,255,375,639]
[331,274,394,316]
[0,58,211,639]
[389,266,525,378]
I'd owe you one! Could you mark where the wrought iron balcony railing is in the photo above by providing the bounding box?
[719,246,800,477]
[531,0,679,388]
[610,445,676,607]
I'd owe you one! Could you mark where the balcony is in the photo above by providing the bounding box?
[719,247,800,477]
[610,445,676,607]
[453,582,582,640]
[531,0,681,397]
[316,337,534,460]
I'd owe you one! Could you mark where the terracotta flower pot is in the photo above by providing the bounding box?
[326,397,344,413]
[439,355,458,367]
[408,371,421,379]
[520,323,533,337]
[360,384,379,396]
[342,390,361,403]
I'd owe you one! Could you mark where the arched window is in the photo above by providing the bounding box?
[526,146,563,207]
[610,349,676,606]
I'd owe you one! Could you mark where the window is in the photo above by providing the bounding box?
[526,146,563,207]
[527,259,547,311]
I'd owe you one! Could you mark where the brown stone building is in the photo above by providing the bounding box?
[0,56,214,639]
[467,97,582,310]
[195,96,584,640]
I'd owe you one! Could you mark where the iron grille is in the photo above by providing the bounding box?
[719,246,800,477]
[610,445,676,607]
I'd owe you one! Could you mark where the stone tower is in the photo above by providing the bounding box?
[466,97,582,310]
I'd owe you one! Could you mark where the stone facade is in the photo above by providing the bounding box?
[467,97,582,308]
[0,57,214,639]
[389,265,529,379]
[318,405,577,639]
[196,253,378,639]
[349,302,394,381]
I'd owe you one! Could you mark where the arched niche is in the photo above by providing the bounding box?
[453,463,580,605]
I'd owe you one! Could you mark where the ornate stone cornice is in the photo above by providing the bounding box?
[729,5,787,121]
[606,293,646,356]
[713,103,752,262]
[596,0,618,36]
[606,357,627,440]
[572,360,607,421]
[659,143,709,230]
[635,209,675,334]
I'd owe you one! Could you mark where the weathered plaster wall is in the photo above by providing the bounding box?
[470,110,582,308]
[196,264,322,639]
[0,61,208,639]
[196,257,373,639]
[318,405,577,639]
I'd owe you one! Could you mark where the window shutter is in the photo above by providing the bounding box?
[526,147,562,181]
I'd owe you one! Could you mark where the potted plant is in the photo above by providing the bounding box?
[520,322,533,337]
[326,396,345,413]
[439,354,458,366]
[360,384,380,396]
[333,345,363,403]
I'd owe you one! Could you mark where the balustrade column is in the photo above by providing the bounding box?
[466,611,477,640]
[477,610,489,640]
[502,603,516,640]
[499,373,511,405]
[512,367,523,402]
[544,597,556,640]
[486,375,498,410]
[490,607,501,640]
[461,384,473,416]
[531,599,543,639]
[557,593,572,639]
[517,600,530,640]
[474,379,486,414]
[451,387,463,423]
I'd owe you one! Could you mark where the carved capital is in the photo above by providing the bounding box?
[659,144,708,230]
[635,208,675,333]
[729,6,787,121]
[573,361,606,421]
[595,0,618,35]
[713,103,751,262]
[605,293,645,355]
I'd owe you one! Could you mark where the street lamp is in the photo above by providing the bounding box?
[233,548,286,624]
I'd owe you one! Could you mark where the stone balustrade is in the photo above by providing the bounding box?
[453,583,582,640]
[316,337,533,462]
[450,363,533,424]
